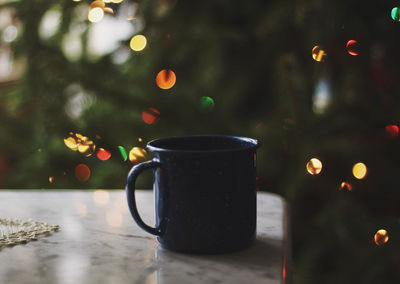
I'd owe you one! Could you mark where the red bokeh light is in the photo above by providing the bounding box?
[75,163,91,182]
[142,107,160,125]
[385,124,399,138]
[346,40,359,56]
[97,148,111,161]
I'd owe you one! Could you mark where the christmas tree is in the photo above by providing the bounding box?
[0,0,399,282]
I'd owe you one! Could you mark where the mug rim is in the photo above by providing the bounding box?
[146,134,260,153]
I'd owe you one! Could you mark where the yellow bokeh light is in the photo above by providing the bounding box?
[312,46,327,62]
[49,176,54,184]
[129,147,147,164]
[138,137,143,142]
[93,190,110,205]
[374,229,389,246]
[130,35,147,52]
[106,210,123,227]
[352,162,367,179]
[88,7,104,23]
[64,136,79,151]
[65,132,96,156]
[78,141,96,157]
[306,158,322,175]
[112,0,123,3]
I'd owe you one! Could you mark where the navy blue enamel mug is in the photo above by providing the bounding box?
[126,135,260,253]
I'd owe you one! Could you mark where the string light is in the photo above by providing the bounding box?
[352,162,367,179]
[339,182,352,191]
[346,40,359,56]
[142,108,160,125]
[374,229,389,246]
[156,69,176,89]
[118,146,128,161]
[306,158,322,175]
[64,132,96,157]
[312,46,327,62]
[129,147,147,164]
[130,35,147,51]
[75,164,91,182]
[88,7,104,23]
[97,148,111,161]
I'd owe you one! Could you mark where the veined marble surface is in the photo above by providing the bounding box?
[0,190,290,284]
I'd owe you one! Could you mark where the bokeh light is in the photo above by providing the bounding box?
[142,107,160,125]
[118,146,128,161]
[97,148,111,161]
[49,176,54,184]
[75,164,91,182]
[339,182,352,191]
[129,147,147,164]
[312,46,327,62]
[90,0,105,10]
[78,140,96,157]
[3,25,18,43]
[385,124,399,138]
[156,69,176,89]
[64,132,96,157]
[346,40,359,56]
[64,136,79,151]
[374,229,389,246]
[130,34,147,51]
[306,158,322,175]
[93,190,110,205]
[104,7,114,14]
[352,162,367,179]
[88,7,104,23]
[391,7,400,21]
[200,96,215,111]
[138,137,143,142]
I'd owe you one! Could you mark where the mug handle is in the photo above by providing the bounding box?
[126,160,162,236]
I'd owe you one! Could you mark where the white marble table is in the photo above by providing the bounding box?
[0,190,290,284]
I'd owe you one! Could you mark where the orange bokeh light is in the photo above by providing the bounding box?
[156,69,176,89]
[306,158,322,175]
[312,46,327,62]
[339,182,352,191]
[374,229,389,246]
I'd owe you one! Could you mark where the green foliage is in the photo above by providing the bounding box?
[0,0,399,282]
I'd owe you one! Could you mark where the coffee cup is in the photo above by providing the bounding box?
[126,135,260,253]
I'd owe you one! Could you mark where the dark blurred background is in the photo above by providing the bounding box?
[0,0,399,282]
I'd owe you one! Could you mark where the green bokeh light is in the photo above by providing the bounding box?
[391,7,400,21]
[200,96,215,112]
[118,146,128,161]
